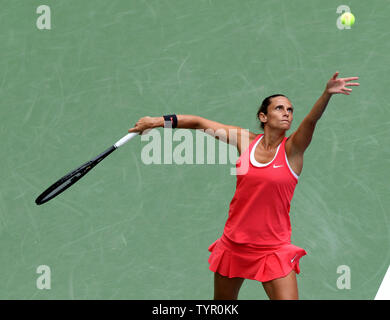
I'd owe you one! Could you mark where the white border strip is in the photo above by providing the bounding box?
[375,265,390,300]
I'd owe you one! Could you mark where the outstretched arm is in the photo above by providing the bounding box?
[288,71,359,155]
[128,115,256,155]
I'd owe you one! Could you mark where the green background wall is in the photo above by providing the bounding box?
[1,0,389,299]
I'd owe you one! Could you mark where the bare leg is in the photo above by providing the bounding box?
[262,270,299,300]
[214,272,245,300]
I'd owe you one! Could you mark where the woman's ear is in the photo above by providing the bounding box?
[259,112,267,126]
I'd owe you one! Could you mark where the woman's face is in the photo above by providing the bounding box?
[259,96,294,130]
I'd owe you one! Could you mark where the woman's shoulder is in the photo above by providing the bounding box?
[237,131,261,156]
[249,132,262,143]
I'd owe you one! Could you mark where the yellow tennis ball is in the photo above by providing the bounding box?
[341,12,355,27]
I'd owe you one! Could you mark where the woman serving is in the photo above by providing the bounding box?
[128,71,359,300]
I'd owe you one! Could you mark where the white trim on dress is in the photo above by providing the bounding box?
[250,135,300,180]
[250,135,282,167]
[285,152,299,180]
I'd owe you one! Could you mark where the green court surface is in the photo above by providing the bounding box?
[0,0,389,299]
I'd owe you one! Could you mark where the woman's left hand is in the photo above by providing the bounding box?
[326,71,360,95]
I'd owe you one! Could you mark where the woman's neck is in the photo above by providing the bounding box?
[261,129,285,150]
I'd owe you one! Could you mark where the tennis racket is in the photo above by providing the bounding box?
[35,132,139,205]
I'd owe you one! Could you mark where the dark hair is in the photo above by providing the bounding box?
[256,94,287,129]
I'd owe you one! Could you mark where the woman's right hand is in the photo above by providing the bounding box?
[128,116,161,134]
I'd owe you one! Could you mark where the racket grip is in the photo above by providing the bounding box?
[114,132,139,148]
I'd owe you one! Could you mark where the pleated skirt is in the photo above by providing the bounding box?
[208,234,307,283]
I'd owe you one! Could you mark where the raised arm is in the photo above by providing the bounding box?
[288,72,359,155]
[128,115,257,155]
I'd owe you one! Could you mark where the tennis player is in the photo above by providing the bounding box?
[129,71,359,300]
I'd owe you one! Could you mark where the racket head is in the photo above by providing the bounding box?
[35,145,116,205]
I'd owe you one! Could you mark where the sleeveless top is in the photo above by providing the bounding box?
[223,134,299,247]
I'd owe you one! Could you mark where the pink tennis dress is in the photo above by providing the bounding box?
[208,134,307,282]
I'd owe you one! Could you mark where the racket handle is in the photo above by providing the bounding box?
[114,132,139,148]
